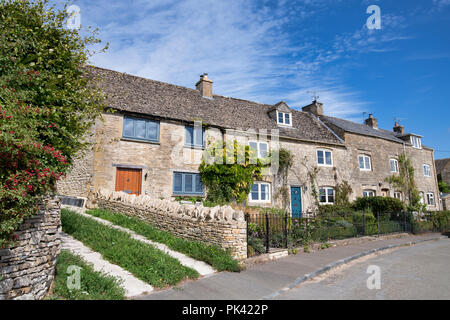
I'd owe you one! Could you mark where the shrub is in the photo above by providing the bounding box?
[0,0,105,247]
[351,210,377,235]
[248,237,265,256]
[352,196,406,216]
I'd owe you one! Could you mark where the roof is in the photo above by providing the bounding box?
[320,115,433,149]
[86,66,343,146]
[436,158,450,173]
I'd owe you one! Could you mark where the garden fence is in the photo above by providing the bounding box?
[245,211,424,257]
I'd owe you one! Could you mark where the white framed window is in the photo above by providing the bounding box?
[276,111,292,126]
[394,192,402,200]
[319,187,335,204]
[426,192,435,206]
[423,164,431,177]
[390,159,399,173]
[317,149,333,166]
[411,136,422,149]
[249,141,269,159]
[249,182,271,202]
[359,155,372,171]
[363,190,376,197]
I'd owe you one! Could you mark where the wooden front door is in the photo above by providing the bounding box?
[115,168,142,195]
[290,186,302,218]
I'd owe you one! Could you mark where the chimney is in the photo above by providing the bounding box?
[302,100,323,117]
[393,122,405,135]
[365,114,378,129]
[196,73,213,98]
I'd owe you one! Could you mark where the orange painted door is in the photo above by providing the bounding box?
[115,168,142,195]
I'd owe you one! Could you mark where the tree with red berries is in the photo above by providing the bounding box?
[0,0,107,247]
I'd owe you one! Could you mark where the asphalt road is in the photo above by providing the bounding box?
[274,238,450,300]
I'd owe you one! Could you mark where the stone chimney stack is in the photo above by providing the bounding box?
[302,100,324,117]
[365,114,378,129]
[196,73,213,98]
[393,122,405,135]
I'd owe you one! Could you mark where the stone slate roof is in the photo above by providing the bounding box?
[86,66,343,146]
[436,158,450,174]
[320,115,406,144]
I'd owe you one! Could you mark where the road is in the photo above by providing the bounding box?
[274,238,450,300]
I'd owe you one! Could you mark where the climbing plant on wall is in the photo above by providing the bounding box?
[385,153,424,212]
[199,140,266,205]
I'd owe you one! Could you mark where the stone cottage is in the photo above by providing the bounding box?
[57,66,440,216]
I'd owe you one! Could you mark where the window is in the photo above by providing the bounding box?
[123,116,159,142]
[173,172,204,195]
[319,187,335,204]
[426,193,435,206]
[249,183,271,202]
[390,159,399,173]
[423,164,431,177]
[276,111,292,126]
[394,192,402,200]
[363,190,376,197]
[249,141,269,158]
[411,136,422,149]
[359,155,372,171]
[317,149,333,166]
[185,125,205,148]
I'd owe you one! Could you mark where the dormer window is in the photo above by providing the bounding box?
[411,136,422,149]
[277,111,291,126]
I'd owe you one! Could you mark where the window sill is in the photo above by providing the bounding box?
[173,193,205,197]
[121,137,160,145]
[184,145,205,150]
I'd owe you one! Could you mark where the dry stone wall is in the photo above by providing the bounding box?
[0,197,61,300]
[94,188,247,260]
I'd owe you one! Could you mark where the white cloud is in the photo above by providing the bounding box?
[73,0,410,121]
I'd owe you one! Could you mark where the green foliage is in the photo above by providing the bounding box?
[385,154,422,211]
[334,180,353,206]
[352,196,406,215]
[49,250,125,300]
[438,181,450,193]
[199,139,266,204]
[0,0,106,246]
[318,204,353,217]
[61,209,199,287]
[86,209,241,272]
[247,237,266,256]
[275,148,294,210]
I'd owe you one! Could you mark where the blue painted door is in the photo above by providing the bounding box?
[290,187,302,218]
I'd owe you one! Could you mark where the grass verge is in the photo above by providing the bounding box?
[61,209,199,287]
[86,208,241,272]
[47,250,125,300]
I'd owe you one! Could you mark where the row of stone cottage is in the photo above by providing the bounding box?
[57,67,441,216]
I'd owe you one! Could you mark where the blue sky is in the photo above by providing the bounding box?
[62,0,449,159]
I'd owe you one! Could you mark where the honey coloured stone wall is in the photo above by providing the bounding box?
[94,188,247,260]
[0,197,61,300]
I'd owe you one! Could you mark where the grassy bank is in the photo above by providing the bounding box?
[61,209,199,287]
[86,208,241,272]
[48,250,125,300]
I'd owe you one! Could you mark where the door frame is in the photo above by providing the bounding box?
[289,185,303,218]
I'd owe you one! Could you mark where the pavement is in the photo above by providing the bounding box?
[137,233,448,300]
[274,238,450,300]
